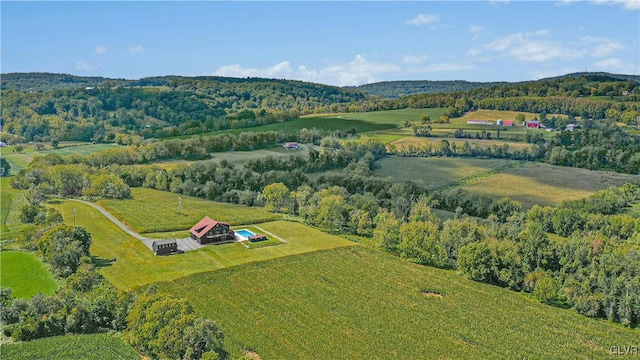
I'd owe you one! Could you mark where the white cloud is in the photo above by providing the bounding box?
[470,25,484,40]
[592,0,640,10]
[423,63,475,72]
[128,45,145,54]
[95,45,107,55]
[582,37,623,56]
[593,58,638,72]
[402,55,431,64]
[406,14,440,26]
[484,30,583,62]
[467,47,483,57]
[75,61,101,71]
[529,68,580,80]
[555,0,579,6]
[213,61,294,79]
[210,55,401,86]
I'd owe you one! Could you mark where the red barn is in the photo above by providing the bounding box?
[526,121,540,129]
[503,121,514,126]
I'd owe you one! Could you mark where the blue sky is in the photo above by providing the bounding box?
[2,1,639,86]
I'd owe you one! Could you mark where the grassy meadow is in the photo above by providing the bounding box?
[50,198,354,290]
[0,252,58,298]
[390,136,534,151]
[97,187,281,233]
[0,177,33,241]
[156,246,638,359]
[373,157,515,190]
[0,334,138,360]
[154,146,310,170]
[460,162,640,209]
[338,108,447,125]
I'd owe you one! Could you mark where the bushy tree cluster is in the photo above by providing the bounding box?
[1,265,133,341]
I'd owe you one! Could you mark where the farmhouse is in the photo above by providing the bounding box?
[284,142,300,149]
[152,239,178,255]
[189,216,235,244]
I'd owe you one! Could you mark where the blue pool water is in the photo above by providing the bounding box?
[236,229,256,239]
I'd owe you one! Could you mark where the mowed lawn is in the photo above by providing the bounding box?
[373,157,514,190]
[0,252,58,298]
[156,246,639,360]
[460,162,640,209]
[0,334,138,360]
[50,199,355,290]
[97,187,281,233]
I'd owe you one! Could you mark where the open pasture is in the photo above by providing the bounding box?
[338,108,447,125]
[50,199,354,290]
[0,334,138,360]
[0,177,32,241]
[97,187,281,233]
[391,136,534,151]
[460,162,640,209]
[0,252,58,298]
[153,147,309,170]
[156,246,639,359]
[373,157,514,190]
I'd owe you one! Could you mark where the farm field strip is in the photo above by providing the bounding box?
[50,199,354,290]
[390,136,534,150]
[373,157,515,190]
[156,246,638,359]
[0,334,138,360]
[98,187,281,233]
[459,162,640,209]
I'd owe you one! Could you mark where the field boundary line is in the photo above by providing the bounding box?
[253,226,288,244]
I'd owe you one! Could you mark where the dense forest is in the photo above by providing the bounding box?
[351,80,508,98]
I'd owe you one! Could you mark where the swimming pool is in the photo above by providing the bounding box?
[235,229,256,241]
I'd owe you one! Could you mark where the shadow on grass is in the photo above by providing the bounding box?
[93,256,113,268]
[47,200,63,205]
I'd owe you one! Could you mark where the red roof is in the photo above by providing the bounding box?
[189,216,229,238]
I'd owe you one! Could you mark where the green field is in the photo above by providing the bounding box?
[460,162,640,209]
[373,157,514,190]
[0,252,57,298]
[42,143,121,156]
[338,108,447,125]
[0,177,32,241]
[97,187,281,233]
[390,136,534,151]
[50,199,354,290]
[156,246,638,359]
[0,334,138,360]
[154,146,310,170]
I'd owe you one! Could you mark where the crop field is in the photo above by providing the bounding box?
[154,146,310,170]
[460,162,640,209]
[0,334,138,360]
[0,252,57,298]
[97,187,281,233]
[156,246,638,359]
[42,143,121,156]
[0,177,32,241]
[390,136,534,151]
[373,157,515,190]
[338,108,447,125]
[49,199,354,290]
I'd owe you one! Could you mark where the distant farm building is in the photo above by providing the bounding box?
[152,239,178,255]
[503,120,514,126]
[284,142,300,149]
[496,119,503,125]
[189,216,235,244]
[466,120,493,125]
[566,124,576,131]
[526,121,540,129]
[0,142,7,147]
